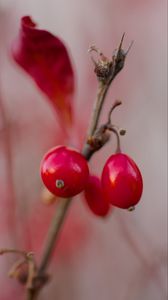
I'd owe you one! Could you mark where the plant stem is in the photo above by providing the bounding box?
[25,36,128,299]
[26,289,38,300]
[26,78,114,300]
[26,198,72,299]
[87,82,109,137]
[38,198,72,274]
[25,98,103,299]
[0,93,17,237]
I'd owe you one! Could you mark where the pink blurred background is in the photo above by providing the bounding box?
[0,0,167,300]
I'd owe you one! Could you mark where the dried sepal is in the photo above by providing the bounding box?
[89,34,133,84]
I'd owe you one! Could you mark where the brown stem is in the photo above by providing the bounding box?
[26,198,72,299]
[107,100,122,125]
[38,198,72,274]
[26,289,38,300]
[0,92,17,237]
[109,126,121,153]
[26,79,110,300]
[26,82,109,298]
[88,82,109,136]
[0,249,27,256]
[25,36,129,299]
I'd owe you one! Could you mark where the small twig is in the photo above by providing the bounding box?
[25,198,72,299]
[8,258,26,278]
[0,248,28,257]
[25,35,130,300]
[26,253,36,289]
[107,100,122,125]
[0,91,17,239]
[88,83,109,137]
[107,126,121,153]
[26,289,38,300]
[38,198,72,274]
[0,248,37,290]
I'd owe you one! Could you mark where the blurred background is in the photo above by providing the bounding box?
[0,0,167,299]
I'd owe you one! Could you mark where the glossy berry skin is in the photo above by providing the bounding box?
[84,175,110,217]
[40,146,89,198]
[101,153,143,209]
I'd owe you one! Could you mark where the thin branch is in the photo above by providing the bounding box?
[107,126,121,153]
[26,289,38,300]
[8,258,26,278]
[107,100,122,125]
[88,82,109,137]
[0,92,17,234]
[25,35,130,299]
[38,198,72,274]
[0,249,28,256]
[25,198,72,299]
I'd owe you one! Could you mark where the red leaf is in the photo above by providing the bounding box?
[12,16,75,128]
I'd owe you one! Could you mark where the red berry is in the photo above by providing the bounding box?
[101,153,143,209]
[40,146,89,198]
[84,175,110,217]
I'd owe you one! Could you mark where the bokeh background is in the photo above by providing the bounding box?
[0,0,167,299]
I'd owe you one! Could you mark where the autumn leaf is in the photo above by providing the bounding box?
[12,16,75,129]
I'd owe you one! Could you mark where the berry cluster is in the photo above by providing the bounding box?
[40,145,143,217]
[39,34,143,219]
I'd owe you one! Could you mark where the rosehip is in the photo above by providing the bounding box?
[40,146,89,198]
[101,153,143,209]
[84,175,110,217]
